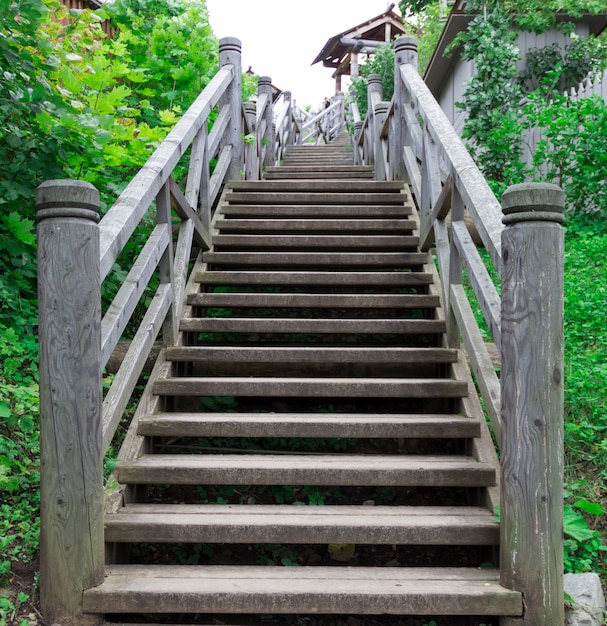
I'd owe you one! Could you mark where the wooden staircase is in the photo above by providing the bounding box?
[89,140,522,624]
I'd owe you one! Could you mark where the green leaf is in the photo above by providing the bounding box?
[573,498,605,516]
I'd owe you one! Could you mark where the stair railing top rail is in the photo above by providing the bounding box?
[356,36,566,625]
[355,37,504,443]
[36,36,297,625]
[301,94,346,145]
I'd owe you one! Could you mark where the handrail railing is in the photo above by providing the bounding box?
[356,36,565,626]
[301,94,346,144]
[36,36,298,626]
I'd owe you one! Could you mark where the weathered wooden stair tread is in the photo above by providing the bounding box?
[195,270,432,285]
[201,251,428,266]
[187,292,439,308]
[153,377,466,398]
[137,412,480,439]
[212,234,419,249]
[116,454,494,486]
[179,318,446,334]
[214,218,417,232]
[84,566,521,616]
[104,504,499,544]
[224,192,408,204]
[220,205,413,216]
[229,180,403,191]
[166,346,457,363]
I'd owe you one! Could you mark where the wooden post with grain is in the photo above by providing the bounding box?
[37,180,105,626]
[219,37,243,181]
[499,182,565,626]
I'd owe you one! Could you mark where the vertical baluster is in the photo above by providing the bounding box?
[156,181,177,344]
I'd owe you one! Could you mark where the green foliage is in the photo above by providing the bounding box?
[0,0,219,580]
[456,8,526,187]
[563,499,607,573]
[351,43,395,118]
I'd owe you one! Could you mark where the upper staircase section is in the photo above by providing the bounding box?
[36,34,566,626]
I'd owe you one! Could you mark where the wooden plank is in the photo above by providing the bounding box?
[156,182,177,346]
[400,64,502,267]
[166,346,457,363]
[152,377,467,398]
[452,221,501,350]
[98,65,233,280]
[168,178,211,249]
[84,565,522,616]
[188,292,439,309]
[201,251,427,267]
[101,224,170,368]
[215,218,416,232]
[211,234,419,249]
[450,284,501,443]
[195,270,432,286]
[420,174,453,250]
[116,454,495,487]
[179,317,446,335]
[102,284,172,452]
[104,504,499,545]
[137,412,479,439]
[210,144,232,206]
[171,218,194,324]
[403,145,422,202]
[224,192,407,204]
[207,103,230,160]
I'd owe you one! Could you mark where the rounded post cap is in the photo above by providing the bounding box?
[243,102,256,113]
[502,182,565,225]
[36,179,100,223]
[219,37,242,54]
[374,101,390,115]
[394,36,419,52]
[258,75,272,87]
[368,74,383,92]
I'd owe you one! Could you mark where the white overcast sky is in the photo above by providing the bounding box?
[205,0,401,109]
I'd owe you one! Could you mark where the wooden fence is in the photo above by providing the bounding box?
[353,36,566,626]
[36,37,300,625]
[300,94,347,144]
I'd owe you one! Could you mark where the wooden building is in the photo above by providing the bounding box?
[424,0,607,135]
[312,4,405,93]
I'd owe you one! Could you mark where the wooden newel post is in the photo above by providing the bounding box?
[393,36,418,181]
[374,101,389,181]
[367,74,382,166]
[36,180,105,626]
[258,76,275,169]
[243,102,258,180]
[499,182,565,626]
[219,37,243,181]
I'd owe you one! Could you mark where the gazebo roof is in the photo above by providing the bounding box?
[312,5,405,78]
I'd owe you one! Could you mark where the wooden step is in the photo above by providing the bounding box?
[212,234,419,250]
[179,318,446,335]
[214,218,417,232]
[153,377,467,398]
[84,565,522,616]
[166,346,456,364]
[195,270,433,286]
[201,251,428,267]
[220,205,413,217]
[229,180,403,192]
[187,293,439,308]
[105,504,498,545]
[116,454,494,487]
[137,412,480,439]
[224,192,407,204]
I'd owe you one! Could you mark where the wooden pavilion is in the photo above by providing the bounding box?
[312,3,405,93]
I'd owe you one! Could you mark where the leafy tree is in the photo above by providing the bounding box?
[351,43,395,118]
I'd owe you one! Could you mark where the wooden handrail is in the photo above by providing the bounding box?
[356,35,566,625]
[36,35,301,625]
